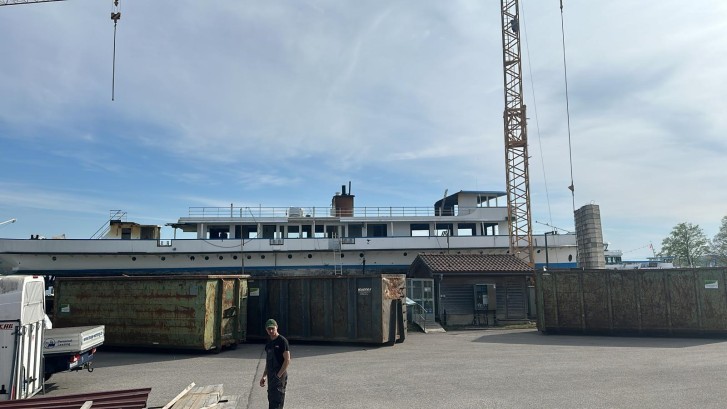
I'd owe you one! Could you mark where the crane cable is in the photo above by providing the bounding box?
[519,1,554,228]
[559,0,576,212]
[111,0,121,101]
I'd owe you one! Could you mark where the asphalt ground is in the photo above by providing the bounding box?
[39,329,727,409]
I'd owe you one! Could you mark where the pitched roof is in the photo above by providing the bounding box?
[411,254,532,274]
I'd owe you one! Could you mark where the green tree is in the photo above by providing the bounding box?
[660,222,709,267]
[712,216,727,266]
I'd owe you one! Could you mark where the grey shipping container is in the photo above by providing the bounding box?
[536,268,727,336]
[248,274,407,344]
[53,275,248,350]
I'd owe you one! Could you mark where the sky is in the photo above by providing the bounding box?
[1,0,726,261]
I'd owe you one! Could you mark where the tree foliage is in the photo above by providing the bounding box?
[660,222,709,267]
[712,216,727,266]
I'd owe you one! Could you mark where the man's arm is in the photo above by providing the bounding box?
[277,350,291,378]
[259,361,268,387]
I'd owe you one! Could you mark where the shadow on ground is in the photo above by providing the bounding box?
[470,329,727,348]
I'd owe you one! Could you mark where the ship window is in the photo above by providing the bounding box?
[121,228,132,240]
[241,225,257,239]
[262,225,276,239]
[367,224,387,238]
[481,223,498,236]
[287,226,300,239]
[410,223,429,237]
[314,225,325,238]
[140,226,156,240]
[348,224,363,238]
[457,223,475,236]
[209,228,229,239]
[435,223,453,237]
[301,225,312,238]
[326,225,338,238]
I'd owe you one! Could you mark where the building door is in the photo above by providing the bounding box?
[407,278,435,322]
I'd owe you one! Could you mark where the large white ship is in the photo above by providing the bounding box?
[0,186,578,276]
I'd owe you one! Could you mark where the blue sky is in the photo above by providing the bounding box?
[1,0,725,260]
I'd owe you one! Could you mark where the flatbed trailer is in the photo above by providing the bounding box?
[43,325,104,380]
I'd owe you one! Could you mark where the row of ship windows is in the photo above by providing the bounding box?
[50,252,410,261]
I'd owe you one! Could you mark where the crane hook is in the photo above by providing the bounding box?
[111,0,121,101]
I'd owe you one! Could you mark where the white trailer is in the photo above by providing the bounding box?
[0,275,45,401]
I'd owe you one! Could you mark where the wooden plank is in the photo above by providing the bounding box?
[162,382,196,409]
[174,385,223,409]
[80,402,93,409]
[216,395,240,409]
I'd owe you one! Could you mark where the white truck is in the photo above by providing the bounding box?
[0,275,104,401]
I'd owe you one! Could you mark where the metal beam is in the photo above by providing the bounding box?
[0,0,66,6]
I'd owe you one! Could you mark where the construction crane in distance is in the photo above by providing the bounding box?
[500,0,534,267]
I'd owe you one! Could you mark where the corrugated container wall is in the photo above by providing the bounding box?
[53,275,248,350]
[248,274,407,344]
[536,268,727,336]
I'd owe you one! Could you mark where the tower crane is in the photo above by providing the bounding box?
[499,0,534,267]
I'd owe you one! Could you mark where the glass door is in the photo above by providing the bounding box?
[407,278,435,322]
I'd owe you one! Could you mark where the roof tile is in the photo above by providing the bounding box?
[414,254,532,273]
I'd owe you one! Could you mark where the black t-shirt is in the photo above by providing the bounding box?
[265,335,289,377]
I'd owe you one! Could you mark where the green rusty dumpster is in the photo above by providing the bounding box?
[248,274,407,344]
[53,275,248,350]
[536,268,727,336]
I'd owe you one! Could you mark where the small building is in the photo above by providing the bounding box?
[408,254,533,327]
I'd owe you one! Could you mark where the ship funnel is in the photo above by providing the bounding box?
[332,183,355,217]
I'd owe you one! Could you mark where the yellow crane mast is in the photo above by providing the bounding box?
[500,0,534,267]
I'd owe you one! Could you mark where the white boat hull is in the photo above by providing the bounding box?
[0,234,578,276]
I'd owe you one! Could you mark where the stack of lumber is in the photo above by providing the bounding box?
[163,383,239,409]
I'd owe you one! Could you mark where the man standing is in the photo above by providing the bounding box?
[259,319,291,409]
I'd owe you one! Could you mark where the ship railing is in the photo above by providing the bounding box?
[90,210,126,239]
[187,206,498,219]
